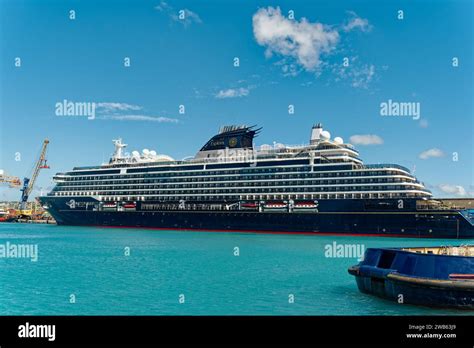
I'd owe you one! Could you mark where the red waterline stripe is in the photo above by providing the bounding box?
[84,224,433,238]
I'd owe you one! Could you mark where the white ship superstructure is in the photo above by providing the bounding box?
[49,124,432,203]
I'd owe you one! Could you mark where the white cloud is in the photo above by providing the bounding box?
[277,60,302,77]
[102,114,179,123]
[338,63,375,89]
[351,64,375,88]
[419,148,445,160]
[437,184,467,197]
[155,1,201,26]
[215,87,250,99]
[252,7,339,72]
[154,1,171,12]
[332,57,376,89]
[96,101,178,123]
[343,12,372,32]
[349,134,383,145]
[96,102,142,112]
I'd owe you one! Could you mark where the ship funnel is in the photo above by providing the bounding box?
[310,123,323,145]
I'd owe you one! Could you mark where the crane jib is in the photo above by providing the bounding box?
[19,139,50,211]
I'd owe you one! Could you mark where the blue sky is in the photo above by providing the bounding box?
[0,0,473,200]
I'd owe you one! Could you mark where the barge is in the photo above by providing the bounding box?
[348,246,474,309]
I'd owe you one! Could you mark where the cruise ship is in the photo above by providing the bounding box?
[40,124,474,238]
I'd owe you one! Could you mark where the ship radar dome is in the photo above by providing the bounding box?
[320,130,331,140]
[334,137,344,144]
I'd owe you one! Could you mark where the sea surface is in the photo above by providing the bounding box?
[0,223,472,315]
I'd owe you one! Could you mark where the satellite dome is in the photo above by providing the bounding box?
[156,154,175,162]
[260,144,272,151]
[142,149,150,155]
[334,137,344,144]
[149,150,157,156]
[131,151,140,157]
[274,143,285,149]
[320,130,331,140]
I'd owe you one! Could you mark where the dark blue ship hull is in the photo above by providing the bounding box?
[349,247,474,308]
[39,197,474,238]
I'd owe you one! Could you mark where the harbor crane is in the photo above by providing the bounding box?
[20,139,50,212]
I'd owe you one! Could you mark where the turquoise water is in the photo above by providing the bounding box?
[0,223,471,315]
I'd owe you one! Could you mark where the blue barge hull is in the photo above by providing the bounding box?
[349,247,474,309]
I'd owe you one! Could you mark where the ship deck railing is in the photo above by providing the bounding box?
[71,159,411,173]
[360,164,411,173]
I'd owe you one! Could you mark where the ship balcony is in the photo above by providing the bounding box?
[52,174,68,183]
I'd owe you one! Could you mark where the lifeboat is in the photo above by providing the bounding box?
[240,202,258,210]
[122,202,136,209]
[102,202,117,210]
[348,246,474,309]
[293,200,319,212]
[263,201,288,212]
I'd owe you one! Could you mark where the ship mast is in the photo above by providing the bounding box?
[111,138,127,162]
